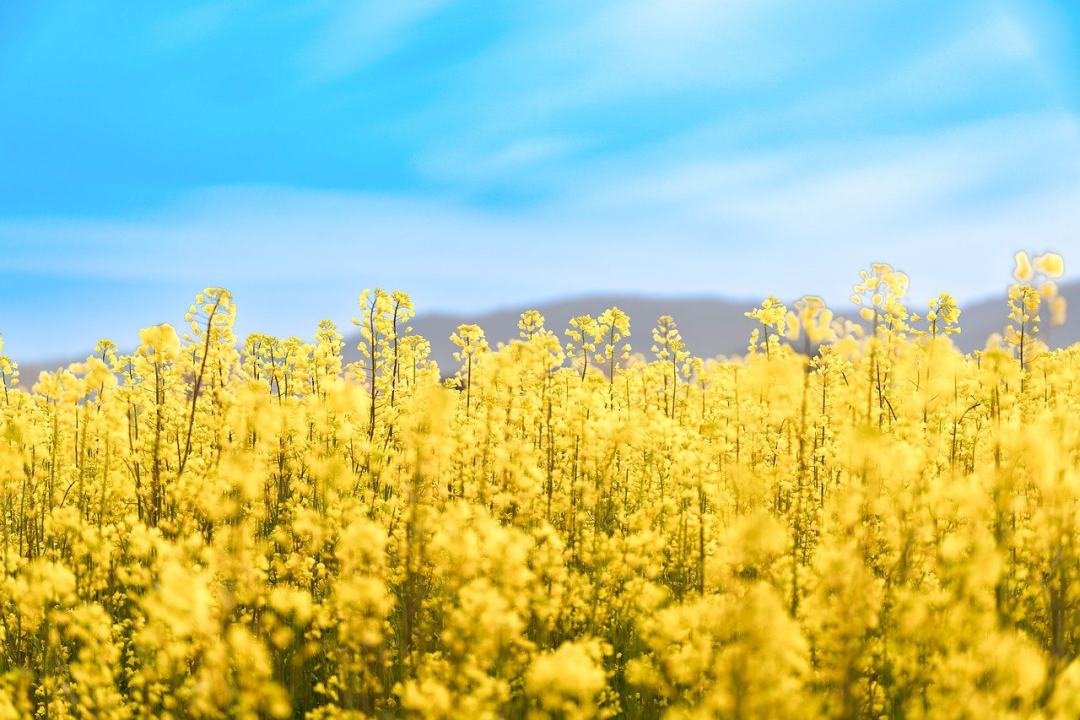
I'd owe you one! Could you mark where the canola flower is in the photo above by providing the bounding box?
[0,257,1077,719]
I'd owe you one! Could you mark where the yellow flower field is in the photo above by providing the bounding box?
[0,255,1077,718]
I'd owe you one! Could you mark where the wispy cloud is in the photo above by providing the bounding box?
[149,2,243,49]
[5,111,1079,316]
[418,135,587,188]
[299,0,454,82]
[403,1,1076,205]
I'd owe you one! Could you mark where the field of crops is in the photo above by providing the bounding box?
[0,255,1077,718]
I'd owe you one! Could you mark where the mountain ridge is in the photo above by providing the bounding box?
[14,282,1080,383]
[341,282,1080,372]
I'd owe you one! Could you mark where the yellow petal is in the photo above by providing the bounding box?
[1034,252,1064,278]
[1014,251,1034,282]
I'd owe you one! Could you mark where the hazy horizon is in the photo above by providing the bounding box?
[11,279,1079,369]
[4,262,1075,362]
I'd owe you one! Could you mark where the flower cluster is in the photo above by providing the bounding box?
[0,260,1077,718]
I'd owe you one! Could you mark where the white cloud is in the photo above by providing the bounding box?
[4,113,1080,312]
[6,3,1080,320]
[407,0,1073,209]
[571,112,1080,221]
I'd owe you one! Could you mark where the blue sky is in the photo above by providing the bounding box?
[2,1,1079,360]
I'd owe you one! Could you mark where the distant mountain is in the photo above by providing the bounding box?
[342,282,1080,373]
[16,282,1080,383]
[341,295,764,372]
[949,282,1080,353]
